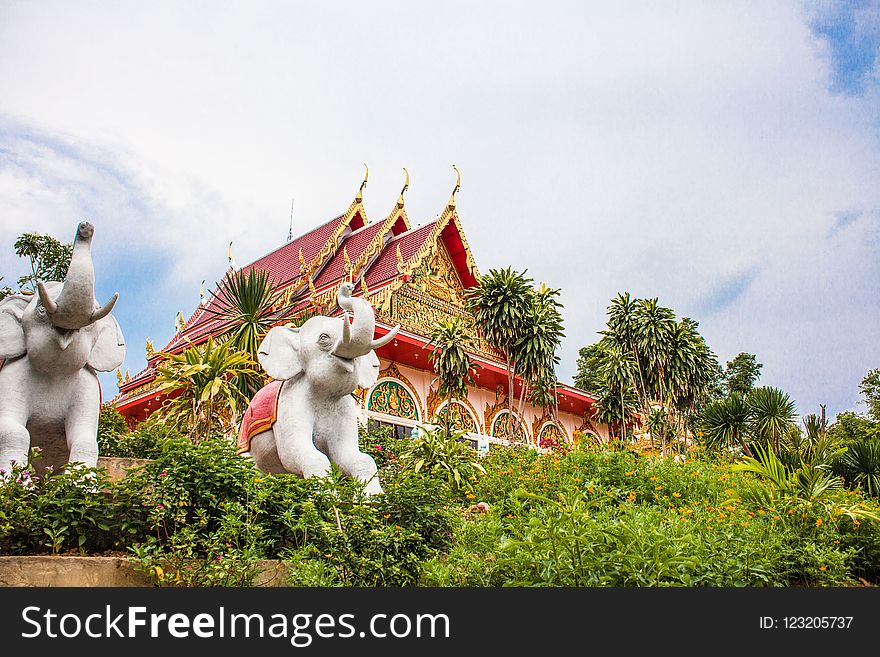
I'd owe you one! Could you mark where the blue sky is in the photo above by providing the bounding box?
[1,1,878,419]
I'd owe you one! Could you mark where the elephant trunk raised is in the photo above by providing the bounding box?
[332,282,398,360]
[37,221,118,331]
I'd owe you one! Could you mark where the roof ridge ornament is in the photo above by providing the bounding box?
[397,167,409,208]
[448,164,461,208]
[356,163,368,203]
[227,241,237,270]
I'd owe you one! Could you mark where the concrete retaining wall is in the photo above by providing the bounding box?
[0,556,291,587]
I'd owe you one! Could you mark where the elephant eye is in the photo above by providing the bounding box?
[36,305,46,317]
[318,333,332,348]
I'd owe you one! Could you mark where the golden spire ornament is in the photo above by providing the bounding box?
[227,241,237,270]
[145,337,154,357]
[397,167,409,208]
[360,278,370,299]
[116,368,123,387]
[448,164,461,208]
[176,311,185,332]
[356,162,368,202]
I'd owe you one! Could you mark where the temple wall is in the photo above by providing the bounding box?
[362,359,610,446]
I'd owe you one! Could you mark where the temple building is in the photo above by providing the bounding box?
[114,171,610,449]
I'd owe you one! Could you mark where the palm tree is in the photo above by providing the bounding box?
[699,394,752,457]
[465,267,534,414]
[427,317,480,438]
[514,283,565,419]
[154,337,260,444]
[747,386,798,457]
[204,267,278,397]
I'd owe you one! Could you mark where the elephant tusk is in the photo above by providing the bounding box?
[90,293,118,323]
[370,325,400,350]
[37,282,58,315]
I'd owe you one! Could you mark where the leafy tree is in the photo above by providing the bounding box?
[153,337,260,444]
[581,293,720,453]
[513,283,565,420]
[574,342,604,393]
[1,231,73,300]
[427,317,480,438]
[700,393,752,457]
[828,411,880,443]
[465,267,534,414]
[860,368,880,422]
[723,352,763,396]
[13,232,74,292]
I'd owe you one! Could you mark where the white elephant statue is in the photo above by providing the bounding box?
[0,221,125,473]
[238,282,399,495]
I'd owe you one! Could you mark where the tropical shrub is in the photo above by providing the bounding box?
[398,427,485,494]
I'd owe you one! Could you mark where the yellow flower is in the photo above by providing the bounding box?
[655,486,662,491]
[672,492,681,498]
[627,492,636,503]
[820,566,827,572]
[718,512,727,519]
[815,518,823,527]
[383,514,390,519]
[649,476,658,481]
[625,471,635,477]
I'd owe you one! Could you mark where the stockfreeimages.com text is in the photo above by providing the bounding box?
[21,605,451,646]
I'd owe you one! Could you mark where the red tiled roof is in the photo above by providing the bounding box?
[314,220,385,287]
[363,221,437,288]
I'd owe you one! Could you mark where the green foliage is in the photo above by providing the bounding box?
[584,293,720,450]
[574,342,604,393]
[723,352,763,396]
[829,411,880,443]
[153,336,260,443]
[96,404,130,456]
[11,232,74,292]
[398,427,485,494]
[836,439,880,498]
[203,268,277,397]
[700,386,799,459]
[861,368,880,422]
[0,456,148,555]
[5,424,880,587]
[428,317,480,436]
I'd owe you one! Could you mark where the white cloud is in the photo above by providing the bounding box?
[1,1,878,417]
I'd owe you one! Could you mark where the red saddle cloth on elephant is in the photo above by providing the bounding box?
[237,380,283,454]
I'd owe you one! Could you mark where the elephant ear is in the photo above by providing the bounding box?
[354,350,381,390]
[0,293,31,359]
[258,326,302,380]
[87,315,126,371]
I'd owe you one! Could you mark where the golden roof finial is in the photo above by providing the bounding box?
[176,311,185,332]
[116,368,123,386]
[343,245,352,278]
[145,337,154,357]
[356,162,369,202]
[124,369,130,382]
[227,241,237,270]
[396,243,405,273]
[397,167,409,207]
[448,164,461,208]
[361,278,370,299]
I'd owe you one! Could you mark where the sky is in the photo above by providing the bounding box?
[0,1,878,420]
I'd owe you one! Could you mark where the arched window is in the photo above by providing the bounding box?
[436,400,479,434]
[538,422,566,448]
[368,380,420,421]
[491,410,527,442]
